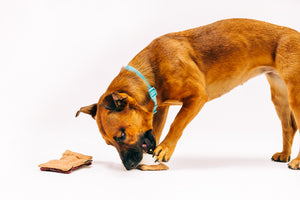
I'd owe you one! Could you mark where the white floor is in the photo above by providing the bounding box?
[1,0,300,200]
[2,91,300,200]
[2,130,300,200]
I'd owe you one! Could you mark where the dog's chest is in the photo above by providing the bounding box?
[205,66,277,100]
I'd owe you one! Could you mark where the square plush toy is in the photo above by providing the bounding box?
[39,150,92,174]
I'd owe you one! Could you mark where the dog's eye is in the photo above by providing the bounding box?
[114,129,126,143]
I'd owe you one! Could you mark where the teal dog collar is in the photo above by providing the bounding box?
[124,65,157,114]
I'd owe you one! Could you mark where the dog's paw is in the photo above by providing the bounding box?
[271,152,291,162]
[153,143,174,163]
[288,158,300,170]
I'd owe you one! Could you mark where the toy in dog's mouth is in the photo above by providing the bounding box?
[141,129,156,154]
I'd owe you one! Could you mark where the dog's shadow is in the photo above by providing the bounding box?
[93,160,125,171]
[92,155,276,171]
[171,155,274,170]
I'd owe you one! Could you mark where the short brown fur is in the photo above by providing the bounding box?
[77,19,300,170]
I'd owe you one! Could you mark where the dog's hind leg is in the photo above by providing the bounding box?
[282,76,300,169]
[266,72,297,162]
[288,150,300,170]
[283,77,300,169]
[276,33,300,169]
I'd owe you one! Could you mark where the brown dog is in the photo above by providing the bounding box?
[76,18,300,170]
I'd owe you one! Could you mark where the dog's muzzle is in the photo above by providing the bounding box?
[120,129,156,170]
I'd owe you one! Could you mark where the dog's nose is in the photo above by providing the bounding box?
[124,160,137,170]
[120,147,143,170]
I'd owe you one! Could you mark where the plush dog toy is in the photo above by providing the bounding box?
[39,150,167,172]
[39,150,92,173]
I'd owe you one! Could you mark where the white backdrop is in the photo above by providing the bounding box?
[1,0,300,199]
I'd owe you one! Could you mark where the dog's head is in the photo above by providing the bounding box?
[76,92,156,170]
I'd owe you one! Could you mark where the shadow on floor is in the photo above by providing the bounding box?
[91,155,288,171]
[93,160,124,171]
[170,155,283,170]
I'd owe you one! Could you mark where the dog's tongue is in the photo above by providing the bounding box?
[142,143,148,152]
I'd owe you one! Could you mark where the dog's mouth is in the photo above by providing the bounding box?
[119,129,156,170]
[141,129,156,154]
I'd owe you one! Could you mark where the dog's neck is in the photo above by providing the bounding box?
[128,49,156,88]
[107,50,157,113]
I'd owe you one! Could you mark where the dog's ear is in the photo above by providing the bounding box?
[100,92,128,112]
[75,103,97,119]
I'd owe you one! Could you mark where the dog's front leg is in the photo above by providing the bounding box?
[152,106,170,144]
[154,94,207,162]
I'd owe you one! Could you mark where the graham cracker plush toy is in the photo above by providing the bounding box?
[136,153,169,171]
[136,163,169,171]
[39,150,92,174]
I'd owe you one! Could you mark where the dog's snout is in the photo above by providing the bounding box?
[124,160,137,170]
[120,147,143,170]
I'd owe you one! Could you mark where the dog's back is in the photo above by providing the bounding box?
[138,18,300,100]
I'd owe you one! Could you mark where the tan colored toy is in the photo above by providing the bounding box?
[136,153,169,171]
[39,150,92,174]
[136,163,169,171]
